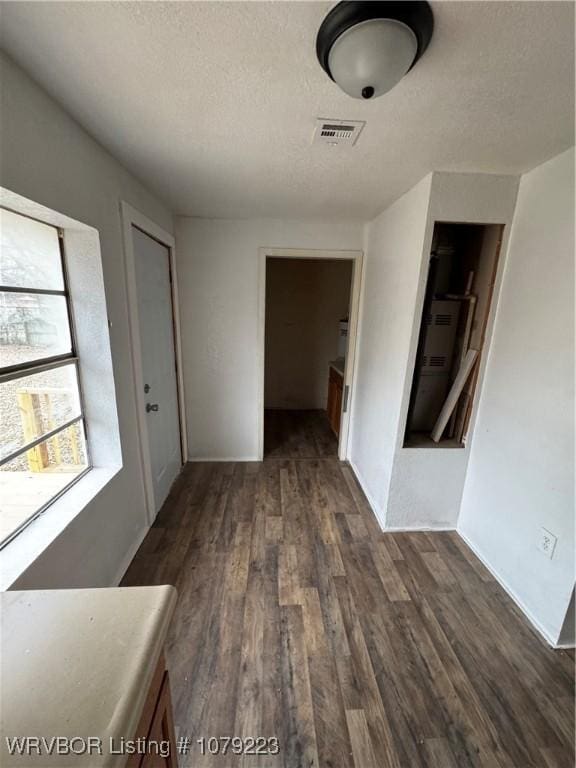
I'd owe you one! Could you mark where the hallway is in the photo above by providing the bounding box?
[264,409,338,459]
[122,459,575,768]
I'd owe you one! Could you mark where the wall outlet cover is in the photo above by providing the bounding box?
[538,527,557,559]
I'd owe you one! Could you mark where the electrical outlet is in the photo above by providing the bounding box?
[538,527,557,559]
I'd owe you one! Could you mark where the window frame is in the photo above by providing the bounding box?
[0,207,91,548]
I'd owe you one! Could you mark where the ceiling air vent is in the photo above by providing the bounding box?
[313,118,365,146]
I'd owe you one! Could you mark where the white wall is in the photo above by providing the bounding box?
[0,52,174,588]
[387,172,520,529]
[175,218,363,460]
[349,176,432,526]
[265,259,352,409]
[458,148,575,645]
[350,172,520,530]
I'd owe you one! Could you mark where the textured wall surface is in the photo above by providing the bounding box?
[385,172,520,529]
[458,148,575,645]
[350,172,520,530]
[176,217,363,460]
[1,53,174,589]
[350,175,433,526]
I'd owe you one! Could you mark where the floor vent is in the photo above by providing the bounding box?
[313,118,365,146]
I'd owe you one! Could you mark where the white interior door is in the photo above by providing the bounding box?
[132,226,182,514]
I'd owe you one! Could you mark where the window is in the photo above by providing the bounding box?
[0,208,90,546]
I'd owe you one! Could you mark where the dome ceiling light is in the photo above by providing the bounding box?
[316,1,434,100]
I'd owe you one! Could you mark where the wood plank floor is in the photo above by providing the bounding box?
[264,410,337,458]
[123,459,575,768]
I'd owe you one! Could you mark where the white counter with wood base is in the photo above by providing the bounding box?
[1,586,178,767]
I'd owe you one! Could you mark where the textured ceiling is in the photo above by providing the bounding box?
[0,1,574,219]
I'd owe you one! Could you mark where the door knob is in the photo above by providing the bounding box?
[144,383,151,393]
[146,403,159,413]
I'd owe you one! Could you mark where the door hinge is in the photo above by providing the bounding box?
[343,385,350,413]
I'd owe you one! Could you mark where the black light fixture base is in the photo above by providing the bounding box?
[316,1,434,84]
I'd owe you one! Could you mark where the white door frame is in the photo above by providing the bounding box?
[257,247,364,461]
[120,201,188,525]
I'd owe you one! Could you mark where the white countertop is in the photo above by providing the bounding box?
[329,357,345,376]
[1,585,177,767]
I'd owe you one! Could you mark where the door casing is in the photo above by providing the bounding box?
[120,201,187,525]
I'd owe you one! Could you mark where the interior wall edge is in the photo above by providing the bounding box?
[113,524,150,587]
[348,174,434,529]
[187,456,261,463]
[457,529,571,648]
[174,217,365,461]
[456,147,575,651]
[558,589,576,647]
[347,460,458,534]
[0,52,175,589]
[347,459,386,530]
[344,223,371,471]
[385,172,520,530]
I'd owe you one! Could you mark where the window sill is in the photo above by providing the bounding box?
[0,466,120,591]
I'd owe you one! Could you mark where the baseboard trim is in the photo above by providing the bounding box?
[187,456,260,462]
[113,524,149,586]
[384,525,457,533]
[348,459,386,529]
[347,461,456,534]
[457,529,571,649]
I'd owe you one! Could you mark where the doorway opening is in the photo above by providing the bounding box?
[259,249,363,460]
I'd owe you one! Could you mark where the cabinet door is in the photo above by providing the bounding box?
[334,381,343,437]
[327,368,344,437]
[140,674,178,768]
[327,379,336,431]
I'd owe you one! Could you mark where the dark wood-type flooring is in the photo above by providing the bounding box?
[123,454,575,768]
[264,409,337,459]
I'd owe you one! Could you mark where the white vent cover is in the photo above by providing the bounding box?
[313,118,365,146]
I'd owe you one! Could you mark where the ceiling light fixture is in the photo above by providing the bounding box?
[316,1,434,100]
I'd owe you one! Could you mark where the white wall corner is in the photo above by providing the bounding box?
[0,56,174,589]
[113,523,150,586]
[348,460,386,531]
[458,529,573,648]
[386,171,520,530]
[457,148,575,649]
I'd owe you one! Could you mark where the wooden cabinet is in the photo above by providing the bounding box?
[128,654,178,768]
[327,365,344,437]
